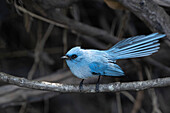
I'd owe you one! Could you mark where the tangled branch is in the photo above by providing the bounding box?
[115,0,170,37]
[0,72,170,93]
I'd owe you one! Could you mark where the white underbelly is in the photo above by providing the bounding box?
[70,65,92,79]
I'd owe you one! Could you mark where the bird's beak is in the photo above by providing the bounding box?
[61,55,69,59]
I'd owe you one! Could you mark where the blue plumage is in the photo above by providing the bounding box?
[62,33,165,79]
[107,33,165,60]
[89,62,124,77]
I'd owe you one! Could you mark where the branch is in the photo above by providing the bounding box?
[14,4,118,44]
[115,0,170,37]
[0,70,72,106]
[153,0,170,7]
[0,72,170,93]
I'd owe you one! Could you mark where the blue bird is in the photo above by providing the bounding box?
[61,33,166,91]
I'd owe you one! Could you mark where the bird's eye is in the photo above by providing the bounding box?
[71,54,78,59]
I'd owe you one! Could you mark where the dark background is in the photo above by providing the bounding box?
[0,0,170,113]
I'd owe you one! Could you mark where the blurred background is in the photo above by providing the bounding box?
[0,0,170,113]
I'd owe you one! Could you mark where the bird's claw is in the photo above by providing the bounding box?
[79,79,84,92]
[95,83,99,92]
[95,76,100,92]
[79,83,83,92]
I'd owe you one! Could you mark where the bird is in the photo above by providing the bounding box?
[61,33,166,91]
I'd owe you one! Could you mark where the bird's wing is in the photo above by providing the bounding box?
[89,62,125,76]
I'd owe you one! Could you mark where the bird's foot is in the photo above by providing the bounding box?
[95,76,101,92]
[79,79,84,92]
[95,83,99,92]
[79,83,83,92]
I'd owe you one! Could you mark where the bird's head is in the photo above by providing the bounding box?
[61,46,84,63]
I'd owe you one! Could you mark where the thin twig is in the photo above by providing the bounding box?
[145,67,162,113]
[19,103,27,113]
[14,3,68,29]
[121,91,146,113]
[28,24,54,79]
[44,98,49,113]
[143,57,170,73]
[116,92,123,113]
[0,47,62,59]
[14,3,118,44]
[131,60,144,113]
[63,29,68,68]
[116,10,130,39]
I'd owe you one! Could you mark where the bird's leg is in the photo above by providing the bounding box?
[95,75,101,92]
[79,79,84,92]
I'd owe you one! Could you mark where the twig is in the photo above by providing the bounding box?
[116,10,130,39]
[44,98,49,113]
[121,91,135,102]
[131,91,144,113]
[131,60,144,113]
[1,72,170,93]
[121,91,146,113]
[116,92,123,113]
[145,67,162,113]
[14,3,68,29]
[14,3,118,44]
[0,47,62,59]
[63,29,68,68]
[19,103,27,113]
[143,57,170,73]
[28,24,54,79]
[80,35,107,49]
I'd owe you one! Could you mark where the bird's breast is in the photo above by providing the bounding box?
[66,60,92,79]
[70,64,92,79]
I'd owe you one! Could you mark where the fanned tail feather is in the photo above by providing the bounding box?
[107,33,166,60]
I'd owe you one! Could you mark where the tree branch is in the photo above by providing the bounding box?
[14,4,118,44]
[115,0,170,37]
[0,72,170,93]
[0,70,72,106]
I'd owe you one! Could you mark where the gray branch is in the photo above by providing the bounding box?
[0,72,170,93]
[115,0,170,37]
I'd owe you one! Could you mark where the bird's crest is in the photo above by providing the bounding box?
[66,46,82,56]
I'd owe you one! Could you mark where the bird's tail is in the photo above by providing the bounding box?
[107,33,166,60]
